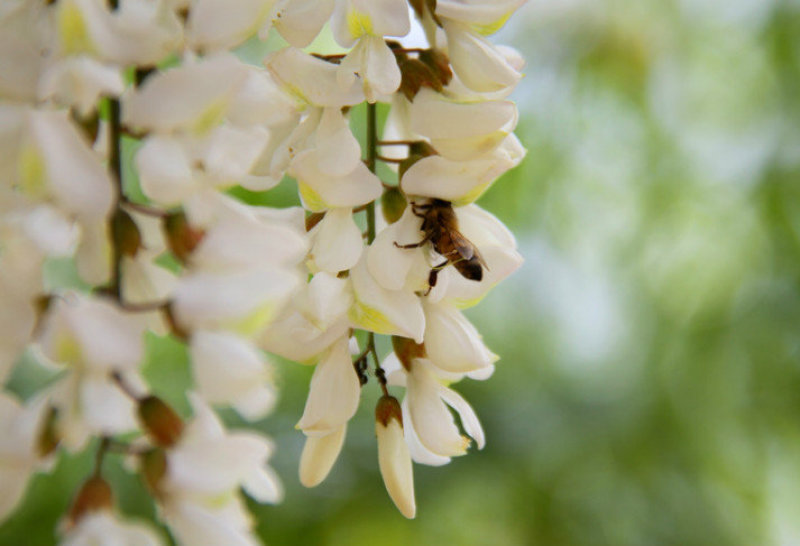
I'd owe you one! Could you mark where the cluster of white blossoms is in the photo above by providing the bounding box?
[0,0,525,541]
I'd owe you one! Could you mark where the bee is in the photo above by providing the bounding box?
[394,199,487,295]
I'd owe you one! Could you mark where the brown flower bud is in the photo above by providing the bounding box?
[138,395,184,447]
[163,210,204,263]
[375,395,404,428]
[399,58,442,102]
[419,49,453,87]
[68,475,113,524]
[36,406,60,458]
[305,212,326,232]
[111,208,142,258]
[140,447,168,497]
[381,187,407,224]
[391,336,426,371]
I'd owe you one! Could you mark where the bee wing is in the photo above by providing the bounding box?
[450,231,488,269]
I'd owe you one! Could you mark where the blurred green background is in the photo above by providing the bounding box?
[5,1,800,544]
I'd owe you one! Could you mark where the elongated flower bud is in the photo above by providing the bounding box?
[137,396,184,447]
[68,475,113,524]
[375,395,415,519]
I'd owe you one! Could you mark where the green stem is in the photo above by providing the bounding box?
[364,102,387,395]
[366,102,377,244]
[109,98,123,301]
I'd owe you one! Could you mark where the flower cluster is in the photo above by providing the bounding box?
[0,0,525,540]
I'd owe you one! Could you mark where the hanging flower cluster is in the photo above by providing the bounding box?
[0,0,525,540]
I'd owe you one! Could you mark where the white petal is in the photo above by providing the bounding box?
[437,384,485,449]
[349,257,425,342]
[312,208,363,273]
[400,154,515,205]
[444,20,522,92]
[243,465,283,504]
[376,416,416,518]
[312,108,362,176]
[401,396,451,466]
[291,152,382,212]
[406,360,469,457]
[337,35,401,103]
[187,0,276,52]
[265,47,364,108]
[423,302,496,373]
[136,135,198,206]
[123,54,249,133]
[299,424,347,487]
[296,337,360,435]
[27,110,114,220]
[190,331,275,418]
[271,0,334,47]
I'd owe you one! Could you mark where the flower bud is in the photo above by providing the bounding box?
[137,395,184,447]
[305,211,326,232]
[36,406,60,458]
[419,49,453,87]
[68,475,113,524]
[140,447,168,497]
[391,336,426,371]
[163,210,204,263]
[111,208,142,258]
[375,396,415,519]
[381,187,407,224]
[399,58,442,102]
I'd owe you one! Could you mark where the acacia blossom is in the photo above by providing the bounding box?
[0,0,527,538]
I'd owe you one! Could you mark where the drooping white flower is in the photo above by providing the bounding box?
[190,330,277,420]
[309,208,364,274]
[60,510,164,546]
[35,294,147,450]
[349,256,425,342]
[53,0,182,66]
[375,395,415,519]
[158,394,282,545]
[0,393,48,522]
[299,423,347,487]
[384,353,485,461]
[296,336,360,436]
[259,273,352,363]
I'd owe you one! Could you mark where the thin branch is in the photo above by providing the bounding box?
[376,155,404,164]
[121,198,170,218]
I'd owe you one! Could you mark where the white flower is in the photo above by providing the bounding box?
[408,89,518,161]
[422,301,497,375]
[61,510,164,546]
[53,0,182,66]
[268,0,334,48]
[399,134,525,205]
[123,54,251,134]
[296,336,360,436]
[159,395,281,545]
[266,47,365,108]
[0,393,47,522]
[259,273,352,362]
[375,395,415,518]
[349,256,425,342]
[299,423,347,487]
[190,331,277,420]
[36,294,147,450]
[330,0,410,48]
[38,56,125,116]
[385,353,485,461]
[425,204,523,308]
[309,208,364,274]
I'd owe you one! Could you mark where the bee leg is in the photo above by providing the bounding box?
[424,260,448,296]
[394,233,431,249]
